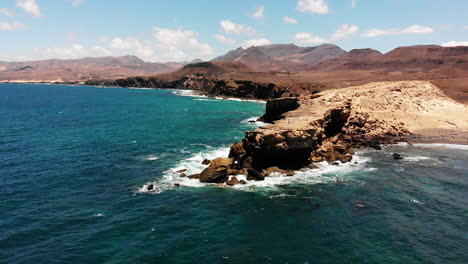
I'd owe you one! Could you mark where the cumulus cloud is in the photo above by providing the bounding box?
[0,21,26,31]
[330,24,359,40]
[441,41,468,47]
[297,0,330,14]
[220,20,255,36]
[294,32,328,45]
[41,44,112,59]
[3,26,214,62]
[0,8,15,17]
[242,38,271,48]
[214,34,237,45]
[250,6,265,20]
[67,0,85,7]
[103,37,155,58]
[294,24,359,45]
[16,0,42,17]
[153,27,214,61]
[361,24,434,38]
[283,16,298,24]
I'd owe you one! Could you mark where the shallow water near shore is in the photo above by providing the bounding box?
[1,83,467,264]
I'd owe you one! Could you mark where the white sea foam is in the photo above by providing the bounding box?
[171,89,207,99]
[194,98,219,102]
[138,148,372,194]
[231,153,372,192]
[146,155,159,161]
[137,146,231,194]
[413,143,468,150]
[240,116,268,127]
[225,97,266,104]
[404,156,432,162]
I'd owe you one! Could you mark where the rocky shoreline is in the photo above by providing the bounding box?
[169,81,468,187]
[84,75,293,100]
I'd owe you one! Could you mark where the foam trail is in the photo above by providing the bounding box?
[138,146,231,194]
[146,155,159,161]
[231,152,372,192]
[413,143,468,150]
[138,149,373,194]
[171,89,207,99]
[240,116,268,127]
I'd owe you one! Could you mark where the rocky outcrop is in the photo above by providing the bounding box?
[258,97,300,123]
[198,158,233,183]
[189,81,468,185]
[86,75,290,100]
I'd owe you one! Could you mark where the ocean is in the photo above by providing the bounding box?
[0,83,467,264]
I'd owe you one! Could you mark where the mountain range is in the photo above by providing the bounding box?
[1,43,467,102]
[0,55,191,82]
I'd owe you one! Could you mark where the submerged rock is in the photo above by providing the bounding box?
[226,176,240,186]
[188,174,201,179]
[393,153,404,160]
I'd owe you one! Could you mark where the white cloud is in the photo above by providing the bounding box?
[294,24,359,45]
[2,26,214,62]
[220,20,255,36]
[104,37,155,58]
[294,32,328,45]
[40,44,111,59]
[152,27,214,61]
[0,8,15,17]
[464,26,468,30]
[297,0,330,14]
[214,34,237,45]
[362,24,434,38]
[241,38,271,48]
[0,21,26,31]
[16,0,42,17]
[351,0,357,8]
[283,16,298,24]
[441,41,468,47]
[67,0,85,7]
[250,6,265,20]
[331,24,359,40]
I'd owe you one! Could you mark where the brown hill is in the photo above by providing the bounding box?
[212,44,346,71]
[0,55,184,82]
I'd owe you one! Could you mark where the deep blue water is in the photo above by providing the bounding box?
[0,83,467,264]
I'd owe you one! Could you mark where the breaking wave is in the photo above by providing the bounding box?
[137,147,372,194]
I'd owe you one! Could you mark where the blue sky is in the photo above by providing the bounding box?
[0,0,467,62]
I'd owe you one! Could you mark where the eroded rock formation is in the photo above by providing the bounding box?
[188,81,468,185]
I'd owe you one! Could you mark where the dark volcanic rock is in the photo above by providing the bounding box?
[259,97,300,123]
[247,169,265,181]
[393,153,404,160]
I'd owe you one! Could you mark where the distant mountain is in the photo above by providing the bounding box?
[211,44,347,71]
[313,45,468,72]
[0,55,186,82]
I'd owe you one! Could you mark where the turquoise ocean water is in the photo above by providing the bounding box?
[0,83,467,264]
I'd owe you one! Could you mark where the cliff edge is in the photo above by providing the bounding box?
[180,81,468,186]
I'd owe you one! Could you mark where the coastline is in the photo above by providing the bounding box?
[166,80,468,187]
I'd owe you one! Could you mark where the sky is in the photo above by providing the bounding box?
[0,0,467,62]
